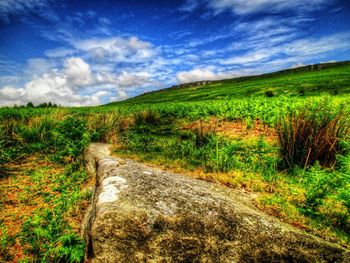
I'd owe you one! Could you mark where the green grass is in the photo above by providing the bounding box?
[110,61,350,105]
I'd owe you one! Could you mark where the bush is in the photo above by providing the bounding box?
[299,164,350,232]
[265,90,275,97]
[52,116,90,163]
[277,99,350,169]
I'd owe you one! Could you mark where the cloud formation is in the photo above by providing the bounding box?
[0,56,153,106]
[44,47,76,58]
[63,57,92,87]
[221,32,350,66]
[0,0,49,22]
[183,0,333,15]
[72,36,157,63]
[176,68,235,83]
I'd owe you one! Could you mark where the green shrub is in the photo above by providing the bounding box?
[52,116,90,163]
[299,164,350,232]
[265,90,275,97]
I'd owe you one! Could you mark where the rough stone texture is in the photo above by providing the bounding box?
[83,143,349,263]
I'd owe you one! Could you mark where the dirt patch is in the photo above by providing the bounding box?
[0,157,54,262]
[0,155,93,262]
[182,117,277,142]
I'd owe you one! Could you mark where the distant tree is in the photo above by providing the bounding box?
[26,102,34,108]
[36,101,59,108]
[38,103,46,108]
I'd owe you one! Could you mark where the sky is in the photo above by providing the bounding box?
[0,0,349,106]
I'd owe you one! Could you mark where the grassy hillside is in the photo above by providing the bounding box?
[111,61,350,105]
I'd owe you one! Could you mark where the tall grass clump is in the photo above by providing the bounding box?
[277,98,350,169]
[88,113,122,143]
[134,110,161,126]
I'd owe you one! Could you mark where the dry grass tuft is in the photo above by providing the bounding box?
[277,101,350,169]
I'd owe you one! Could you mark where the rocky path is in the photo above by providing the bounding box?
[83,143,349,262]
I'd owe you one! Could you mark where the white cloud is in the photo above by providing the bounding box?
[116,71,150,88]
[117,90,128,100]
[25,72,68,99]
[221,50,271,65]
[283,33,350,57]
[221,32,350,66]
[63,57,92,86]
[72,36,157,63]
[0,73,102,107]
[0,0,54,22]
[176,68,236,83]
[44,47,76,58]
[109,90,129,102]
[95,71,151,88]
[0,57,94,106]
[0,86,25,100]
[0,86,26,106]
[26,58,57,76]
[183,0,332,15]
[0,56,156,106]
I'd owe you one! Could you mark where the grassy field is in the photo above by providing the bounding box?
[112,61,350,104]
[1,62,350,261]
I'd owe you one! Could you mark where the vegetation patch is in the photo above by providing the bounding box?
[0,156,92,262]
[0,112,93,262]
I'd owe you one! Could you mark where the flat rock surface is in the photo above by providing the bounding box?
[83,143,349,263]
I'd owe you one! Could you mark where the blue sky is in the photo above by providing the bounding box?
[0,0,349,106]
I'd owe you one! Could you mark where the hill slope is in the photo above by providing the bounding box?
[110,61,350,105]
